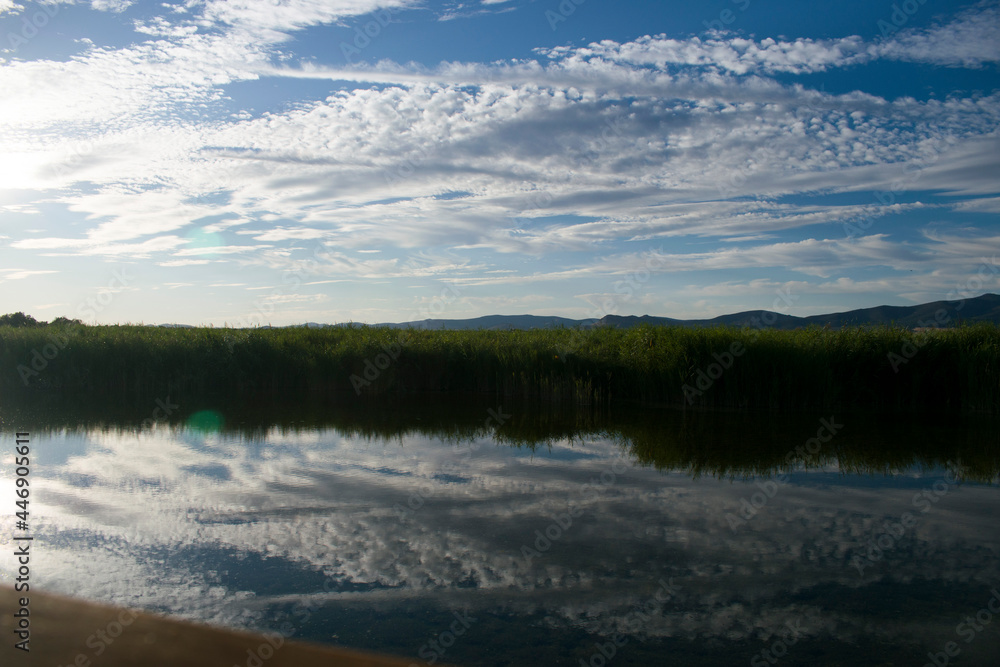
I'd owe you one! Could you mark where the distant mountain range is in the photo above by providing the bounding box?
[590,292,1000,330]
[158,293,1000,330]
[345,292,1000,330]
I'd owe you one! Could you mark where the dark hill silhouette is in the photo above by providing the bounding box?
[52,292,994,330]
[379,293,1000,330]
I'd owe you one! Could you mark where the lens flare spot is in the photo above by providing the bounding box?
[186,409,224,432]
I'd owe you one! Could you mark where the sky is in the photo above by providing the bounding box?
[0,0,998,326]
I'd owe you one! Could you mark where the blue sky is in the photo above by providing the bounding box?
[0,0,998,326]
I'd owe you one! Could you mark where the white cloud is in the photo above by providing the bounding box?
[90,0,134,11]
[158,259,212,266]
[197,0,415,32]
[953,196,1000,213]
[260,292,327,304]
[12,234,188,257]
[538,5,1000,76]
[175,244,266,256]
[1,0,998,321]
[565,34,872,75]
[876,3,1000,67]
[0,268,57,280]
[245,227,331,242]
[0,34,268,131]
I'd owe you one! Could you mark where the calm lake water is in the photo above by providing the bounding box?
[2,397,999,666]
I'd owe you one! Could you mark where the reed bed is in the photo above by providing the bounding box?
[1,322,998,412]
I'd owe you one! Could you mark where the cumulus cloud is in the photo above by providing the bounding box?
[557,34,872,75]
[563,5,1000,74]
[876,2,1000,67]
[1,0,998,321]
[197,0,414,32]
[90,0,134,11]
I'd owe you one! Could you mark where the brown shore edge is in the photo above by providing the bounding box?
[1,586,441,666]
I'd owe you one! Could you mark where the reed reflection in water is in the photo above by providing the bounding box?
[1,398,998,666]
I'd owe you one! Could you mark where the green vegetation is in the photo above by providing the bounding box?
[0,312,82,328]
[1,322,998,413]
[0,311,42,328]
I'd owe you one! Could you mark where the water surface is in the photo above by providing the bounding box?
[1,398,998,665]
